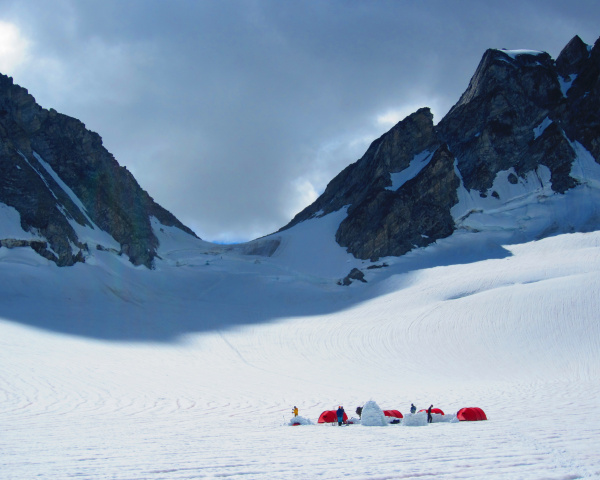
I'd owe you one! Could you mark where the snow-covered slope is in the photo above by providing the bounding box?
[0,71,199,268]
[1,202,599,478]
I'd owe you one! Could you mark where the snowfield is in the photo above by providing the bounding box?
[1,207,600,479]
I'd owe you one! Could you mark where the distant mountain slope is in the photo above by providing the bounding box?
[2,35,599,270]
[280,35,600,261]
[0,73,198,268]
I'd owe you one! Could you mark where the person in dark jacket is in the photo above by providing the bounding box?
[356,406,363,419]
[336,406,345,426]
[410,403,416,414]
[427,405,433,423]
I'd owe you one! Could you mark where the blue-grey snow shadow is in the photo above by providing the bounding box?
[0,239,512,342]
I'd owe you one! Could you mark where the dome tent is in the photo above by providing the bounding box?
[383,410,403,419]
[457,407,487,421]
[318,409,348,424]
[419,408,445,415]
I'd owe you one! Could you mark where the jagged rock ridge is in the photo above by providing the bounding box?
[281,35,600,261]
[0,74,197,267]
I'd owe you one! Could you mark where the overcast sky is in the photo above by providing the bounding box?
[1,1,599,242]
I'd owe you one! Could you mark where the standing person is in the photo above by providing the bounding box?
[292,406,298,417]
[356,406,363,419]
[336,406,345,426]
[410,403,416,414]
[427,405,433,423]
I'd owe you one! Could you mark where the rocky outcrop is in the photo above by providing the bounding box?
[280,108,451,260]
[283,108,441,226]
[338,267,367,286]
[280,35,600,261]
[555,35,590,77]
[555,36,600,162]
[335,145,459,260]
[0,74,197,267]
[436,48,564,193]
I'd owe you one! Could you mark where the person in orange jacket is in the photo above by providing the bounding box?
[292,406,298,417]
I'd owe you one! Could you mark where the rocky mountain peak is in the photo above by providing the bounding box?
[281,106,440,232]
[449,48,556,114]
[555,35,591,77]
[281,35,600,263]
[436,45,566,193]
[0,73,198,268]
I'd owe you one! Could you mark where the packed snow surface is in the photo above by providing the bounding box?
[1,200,600,478]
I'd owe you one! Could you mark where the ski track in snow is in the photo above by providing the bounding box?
[1,231,600,479]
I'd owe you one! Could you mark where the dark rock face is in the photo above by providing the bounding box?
[437,48,564,193]
[280,108,450,260]
[280,35,600,261]
[0,74,197,267]
[556,37,600,162]
[555,35,590,77]
[283,108,441,226]
[336,145,459,260]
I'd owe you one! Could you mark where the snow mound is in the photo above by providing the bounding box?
[434,413,457,423]
[402,412,428,426]
[402,412,456,426]
[287,416,313,426]
[361,400,387,426]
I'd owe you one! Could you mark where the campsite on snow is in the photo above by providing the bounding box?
[1,19,600,480]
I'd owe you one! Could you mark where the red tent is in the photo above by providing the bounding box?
[419,408,445,415]
[457,407,487,421]
[383,410,403,418]
[318,410,349,423]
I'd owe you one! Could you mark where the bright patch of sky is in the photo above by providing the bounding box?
[377,109,411,127]
[0,21,29,73]
[375,97,446,128]
[291,177,319,211]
